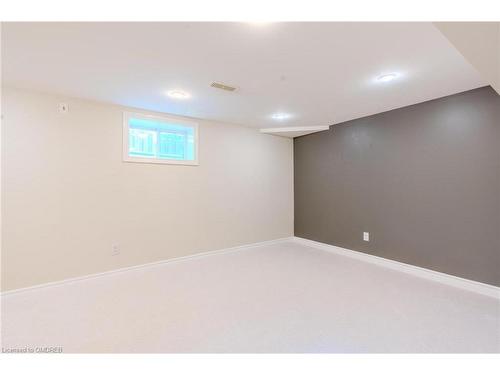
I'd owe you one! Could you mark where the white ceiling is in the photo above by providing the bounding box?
[2,22,486,129]
[434,22,500,94]
[260,126,330,138]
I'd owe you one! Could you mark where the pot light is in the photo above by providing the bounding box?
[167,90,190,99]
[271,113,291,121]
[377,73,399,83]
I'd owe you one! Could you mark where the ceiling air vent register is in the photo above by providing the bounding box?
[210,82,237,91]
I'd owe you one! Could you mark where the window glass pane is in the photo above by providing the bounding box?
[128,117,195,162]
[129,128,157,157]
[158,132,186,159]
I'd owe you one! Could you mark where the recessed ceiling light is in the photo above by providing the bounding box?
[271,113,291,121]
[167,90,190,99]
[377,73,399,83]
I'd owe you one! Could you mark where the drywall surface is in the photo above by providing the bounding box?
[1,87,294,291]
[294,87,500,286]
[435,22,500,94]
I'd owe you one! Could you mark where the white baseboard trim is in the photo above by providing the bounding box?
[2,237,294,296]
[5,236,498,300]
[293,237,500,299]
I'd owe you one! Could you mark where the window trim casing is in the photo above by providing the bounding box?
[122,111,199,166]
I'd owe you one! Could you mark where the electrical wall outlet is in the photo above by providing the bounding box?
[111,244,120,256]
[363,232,370,242]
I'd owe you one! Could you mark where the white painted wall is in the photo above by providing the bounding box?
[1,87,294,291]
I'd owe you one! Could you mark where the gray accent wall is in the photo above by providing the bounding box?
[294,86,500,286]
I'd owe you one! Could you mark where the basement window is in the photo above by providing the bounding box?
[123,112,198,165]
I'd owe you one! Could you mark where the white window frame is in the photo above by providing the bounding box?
[123,111,199,166]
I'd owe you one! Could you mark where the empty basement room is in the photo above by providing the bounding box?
[1,5,500,373]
